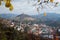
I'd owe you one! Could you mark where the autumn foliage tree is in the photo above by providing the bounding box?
[0,0,13,11]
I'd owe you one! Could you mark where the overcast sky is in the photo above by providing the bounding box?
[0,0,60,15]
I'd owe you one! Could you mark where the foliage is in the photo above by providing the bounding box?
[0,23,29,40]
[0,0,13,11]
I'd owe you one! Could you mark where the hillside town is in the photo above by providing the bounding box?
[0,18,60,40]
[14,23,60,40]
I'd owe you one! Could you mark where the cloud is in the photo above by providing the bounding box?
[0,0,60,15]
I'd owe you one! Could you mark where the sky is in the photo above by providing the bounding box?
[0,0,60,15]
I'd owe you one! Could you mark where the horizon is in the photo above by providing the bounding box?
[0,12,60,15]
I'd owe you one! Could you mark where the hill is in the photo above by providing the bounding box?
[0,14,18,19]
[1,13,60,27]
[13,14,36,22]
[32,13,60,27]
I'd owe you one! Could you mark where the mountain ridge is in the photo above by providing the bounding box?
[0,13,60,27]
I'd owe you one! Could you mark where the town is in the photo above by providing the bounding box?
[0,18,60,40]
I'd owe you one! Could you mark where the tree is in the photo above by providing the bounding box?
[0,0,13,11]
[0,22,30,40]
[0,0,59,12]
